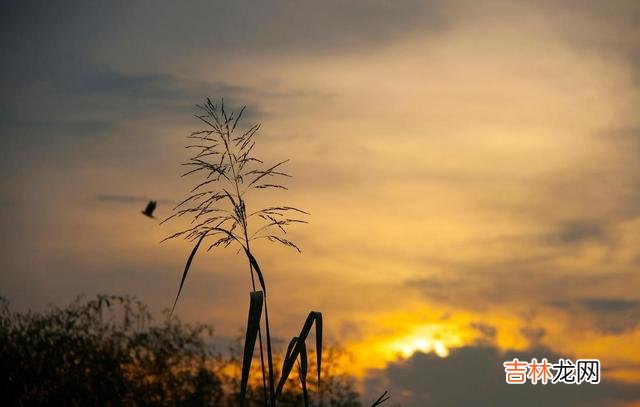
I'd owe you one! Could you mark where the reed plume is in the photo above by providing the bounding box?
[163,98,320,407]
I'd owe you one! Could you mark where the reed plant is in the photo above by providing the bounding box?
[163,99,320,407]
[164,99,388,407]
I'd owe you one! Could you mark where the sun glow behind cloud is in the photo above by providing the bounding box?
[2,1,640,404]
[391,332,452,359]
[332,308,518,375]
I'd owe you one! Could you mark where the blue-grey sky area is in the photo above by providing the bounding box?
[2,1,640,405]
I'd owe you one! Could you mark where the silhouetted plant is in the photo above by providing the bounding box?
[0,295,363,406]
[163,98,321,407]
[0,295,224,405]
[371,391,390,407]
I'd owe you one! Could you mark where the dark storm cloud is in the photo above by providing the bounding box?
[364,345,640,407]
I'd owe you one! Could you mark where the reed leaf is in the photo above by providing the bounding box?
[371,390,390,406]
[170,231,208,316]
[240,290,264,406]
[243,247,267,294]
[275,311,322,400]
[297,339,309,407]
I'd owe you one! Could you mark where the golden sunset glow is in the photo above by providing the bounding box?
[2,1,640,405]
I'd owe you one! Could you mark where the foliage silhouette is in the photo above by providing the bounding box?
[0,295,362,406]
[163,98,320,407]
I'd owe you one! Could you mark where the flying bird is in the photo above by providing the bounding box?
[142,200,157,219]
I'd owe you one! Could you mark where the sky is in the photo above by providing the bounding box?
[1,1,640,405]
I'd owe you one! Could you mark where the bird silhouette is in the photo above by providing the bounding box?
[142,200,157,219]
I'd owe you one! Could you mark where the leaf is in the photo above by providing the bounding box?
[297,340,309,407]
[240,290,264,406]
[170,231,209,316]
[265,235,302,253]
[231,105,245,132]
[254,184,288,190]
[275,311,322,400]
[315,312,323,387]
[247,160,290,188]
[371,390,390,406]
[243,248,267,294]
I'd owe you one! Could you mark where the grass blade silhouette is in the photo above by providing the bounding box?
[243,247,266,293]
[240,290,264,406]
[243,248,275,405]
[170,231,208,316]
[275,311,322,400]
[315,312,322,390]
[297,339,309,407]
[371,390,390,406]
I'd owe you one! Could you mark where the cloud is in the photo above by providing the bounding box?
[96,194,175,205]
[0,1,449,62]
[2,0,640,387]
[546,221,606,245]
[580,299,640,313]
[1,63,253,134]
[548,298,640,335]
[469,322,497,344]
[540,0,640,85]
[405,258,621,312]
[364,345,640,407]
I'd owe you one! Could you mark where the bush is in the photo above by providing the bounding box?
[0,295,361,406]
